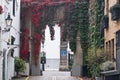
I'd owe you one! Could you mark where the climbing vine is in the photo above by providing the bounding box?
[20,7,29,62]
[86,0,105,77]
[92,0,104,48]
[63,1,89,64]
[21,0,74,64]
[79,1,89,60]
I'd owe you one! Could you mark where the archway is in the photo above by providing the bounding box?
[20,0,89,77]
[20,0,75,76]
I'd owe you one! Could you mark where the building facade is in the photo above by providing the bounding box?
[104,0,120,69]
[0,0,20,80]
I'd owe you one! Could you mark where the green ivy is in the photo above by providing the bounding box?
[92,0,104,48]
[79,1,89,64]
[87,0,105,78]
[63,1,89,64]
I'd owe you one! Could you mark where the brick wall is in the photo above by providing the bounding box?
[104,0,120,66]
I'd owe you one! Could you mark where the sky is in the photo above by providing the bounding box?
[41,24,60,59]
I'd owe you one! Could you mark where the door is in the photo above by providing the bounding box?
[116,30,120,71]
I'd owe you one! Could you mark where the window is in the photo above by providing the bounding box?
[109,41,112,60]
[112,39,115,61]
[11,36,15,45]
[116,30,120,49]
[118,0,120,3]
[13,0,15,16]
[106,42,109,59]
[106,40,114,60]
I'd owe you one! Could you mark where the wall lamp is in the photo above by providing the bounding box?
[4,13,13,32]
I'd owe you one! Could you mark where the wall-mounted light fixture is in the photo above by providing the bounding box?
[5,13,13,26]
[4,13,13,32]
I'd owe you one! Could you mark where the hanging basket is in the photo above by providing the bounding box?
[110,4,120,20]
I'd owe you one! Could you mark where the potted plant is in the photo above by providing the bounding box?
[86,48,107,80]
[100,61,114,71]
[110,3,120,20]
[14,57,26,77]
[100,61,116,80]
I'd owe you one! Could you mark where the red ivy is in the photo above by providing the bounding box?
[32,12,41,27]
[31,5,42,28]
[34,33,41,65]
[21,0,74,64]
[20,28,29,61]
[22,0,75,28]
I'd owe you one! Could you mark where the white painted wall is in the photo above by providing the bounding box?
[45,59,60,70]
[0,1,5,80]
[10,0,21,57]
[0,0,21,80]
[7,57,14,80]
[0,1,3,79]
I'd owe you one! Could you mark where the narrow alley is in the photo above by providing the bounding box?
[1,0,120,80]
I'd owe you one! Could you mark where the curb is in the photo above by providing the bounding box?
[25,76,29,80]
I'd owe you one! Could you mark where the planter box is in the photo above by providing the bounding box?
[20,63,29,76]
[111,8,120,20]
[100,70,120,80]
[110,4,120,21]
